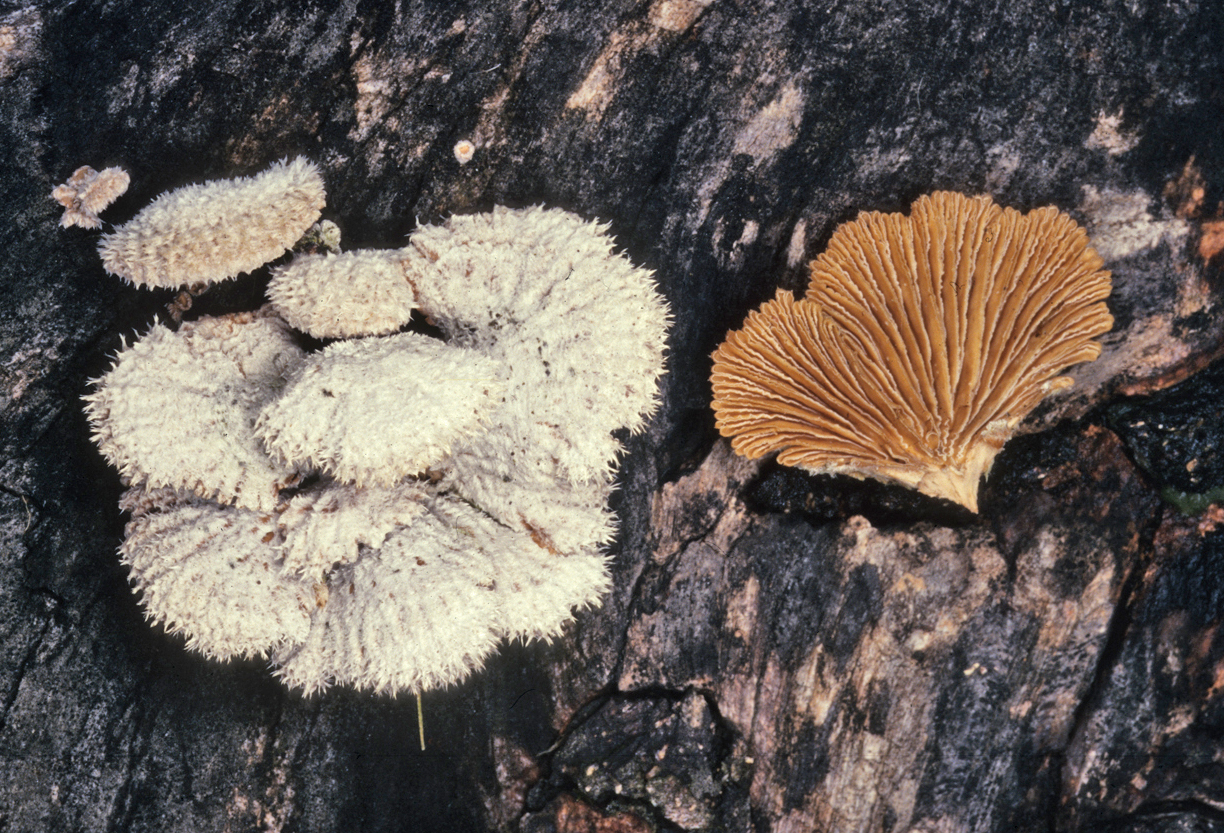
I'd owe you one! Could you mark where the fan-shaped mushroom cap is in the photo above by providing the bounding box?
[277,480,433,581]
[441,453,618,555]
[256,331,506,486]
[711,192,1113,512]
[84,308,306,512]
[272,491,608,695]
[98,156,325,288]
[266,249,417,338]
[271,502,504,695]
[404,205,671,484]
[400,206,670,550]
[120,489,315,660]
[424,494,610,642]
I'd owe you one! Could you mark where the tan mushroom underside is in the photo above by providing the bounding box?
[711,192,1113,512]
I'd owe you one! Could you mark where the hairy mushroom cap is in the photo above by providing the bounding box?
[120,489,315,660]
[271,500,504,695]
[82,192,669,695]
[272,491,608,695]
[277,480,433,581]
[84,308,306,512]
[52,165,130,229]
[441,459,618,555]
[424,494,610,642]
[98,156,325,288]
[266,249,417,338]
[405,206,670,477]
[400,206,670,550]
[711,192,1113,512]
[256,331,506,486]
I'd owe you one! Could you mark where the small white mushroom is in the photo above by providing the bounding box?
[121,489,315,660]
[453,139,476,165]
[256,331,506,486]
[267,249,417,339]
[98,156,325,288]
[51,165,130,229]
[441,454,618,556]
[84,308,305,512]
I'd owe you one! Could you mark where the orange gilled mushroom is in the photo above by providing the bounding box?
[710,191,1113,512]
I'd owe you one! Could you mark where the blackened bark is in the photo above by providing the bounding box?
[3,1,1224,831]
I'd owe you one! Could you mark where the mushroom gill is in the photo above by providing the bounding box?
[710,191,1113,512]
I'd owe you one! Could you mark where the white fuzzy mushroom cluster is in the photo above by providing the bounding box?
[81,158,670,695]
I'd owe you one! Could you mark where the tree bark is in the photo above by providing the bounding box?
[2,1,1223,831]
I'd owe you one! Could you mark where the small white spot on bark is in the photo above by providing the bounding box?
[1085,110,1140,156]
[786,219,808,268]
[732,83,804,164]
[1079,185,1188,261]
[453,139,476,164]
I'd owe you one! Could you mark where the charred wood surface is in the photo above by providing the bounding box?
[2,1,1224,831]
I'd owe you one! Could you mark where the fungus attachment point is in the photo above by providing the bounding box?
[711,192,1113,512]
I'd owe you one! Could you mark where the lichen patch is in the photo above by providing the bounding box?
[566,3,712,118]
[565,29,646,117]
[648,0,715,32]
[1200,220,1224,264]
[732,83,804,164]
[0,9,41,81]
[1085,109,1140,156]
[1078,185,1188,261]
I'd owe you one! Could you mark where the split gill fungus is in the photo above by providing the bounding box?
[77,157,670,695]
[710,191,1113,513]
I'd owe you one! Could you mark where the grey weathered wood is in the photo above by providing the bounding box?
[3,0,1224,830]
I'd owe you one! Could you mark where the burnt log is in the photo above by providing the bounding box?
[2,1,1224,831]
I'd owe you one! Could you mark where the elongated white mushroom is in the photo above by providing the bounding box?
[98,156,325,288]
